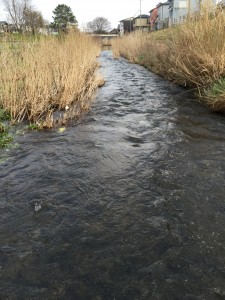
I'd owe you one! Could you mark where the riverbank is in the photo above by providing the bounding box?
[112,2,225,112]
[0,109,12,148]
[0,32,103,129]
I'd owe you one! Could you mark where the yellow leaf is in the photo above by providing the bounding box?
[58,127,66,133]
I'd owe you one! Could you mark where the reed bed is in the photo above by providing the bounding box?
[112,1,225,111]
[112,30,174,82]
[0,32,102,127]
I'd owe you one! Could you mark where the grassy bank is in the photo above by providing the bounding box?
[112,1,225,111]
[0,109,12,148]
[0,32,103,128]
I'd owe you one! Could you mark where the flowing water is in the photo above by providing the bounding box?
[1,51,225,300]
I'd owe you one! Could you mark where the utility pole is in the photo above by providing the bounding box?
[187,0,191,16]
[139,0,142,30]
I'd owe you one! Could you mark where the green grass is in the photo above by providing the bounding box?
[203,78,225,111]
[205,78,225,96]
[0,108,13,148]
[0,123,13,147]
[0,109,10,121]
[27,123,39,130]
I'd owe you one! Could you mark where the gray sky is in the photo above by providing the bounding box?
[0,0,160,29]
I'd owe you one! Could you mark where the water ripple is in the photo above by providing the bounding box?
[1,51,225,299]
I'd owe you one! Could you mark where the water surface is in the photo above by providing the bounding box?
[1,51,225,299]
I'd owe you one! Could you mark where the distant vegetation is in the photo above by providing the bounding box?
[87,17,111,34]
[0,0,45,34]
[112,2,225,112]
[50,4,77,32]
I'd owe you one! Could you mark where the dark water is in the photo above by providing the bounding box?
[1,51,225,300]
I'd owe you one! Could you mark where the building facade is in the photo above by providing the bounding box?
[157,2,170,29]
[0,21,8,32]
[120,0,220,35]
[119,18,134,35]
[133,15,150,31]
[168,0,218,25]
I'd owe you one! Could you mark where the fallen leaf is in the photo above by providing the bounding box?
[58,127,66,133]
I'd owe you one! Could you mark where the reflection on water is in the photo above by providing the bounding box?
[1,51,225,299]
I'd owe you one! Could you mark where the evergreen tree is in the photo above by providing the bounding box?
[51,4,77,30]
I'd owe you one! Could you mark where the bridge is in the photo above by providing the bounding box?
[90,33,119,39]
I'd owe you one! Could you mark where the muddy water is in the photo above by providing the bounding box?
[1,51,225,299]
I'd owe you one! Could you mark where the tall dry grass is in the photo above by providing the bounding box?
[112,1,225,111]
[112,30,173,79]
[166,1,225,89]
[0,32,102,127]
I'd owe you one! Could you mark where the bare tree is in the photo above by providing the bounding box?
[0,0,31,32]
[24,7,44,34]
[87,17,111,34]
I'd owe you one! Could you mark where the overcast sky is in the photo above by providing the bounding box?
[0,0,160,29]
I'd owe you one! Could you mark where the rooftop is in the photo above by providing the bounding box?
[119,17,134,22]
[133,14,149,19]
[0,21,8,25]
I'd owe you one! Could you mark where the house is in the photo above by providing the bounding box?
[0,21,8,32]
[168,0,188,25]
[119,17,134,35]
[109,28,119,35]
[150,7,159,30]
[133,14,150,31]
[167,0,217,25]
[149,0,219,29]
[66,22,78,30]
[157,2,170,29]
[150,2,170,31]
[119,14,150,35]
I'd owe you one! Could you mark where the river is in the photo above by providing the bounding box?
[1,50,225,299]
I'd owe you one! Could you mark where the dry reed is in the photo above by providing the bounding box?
[0,32,103,127]
[112,0,225,111]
